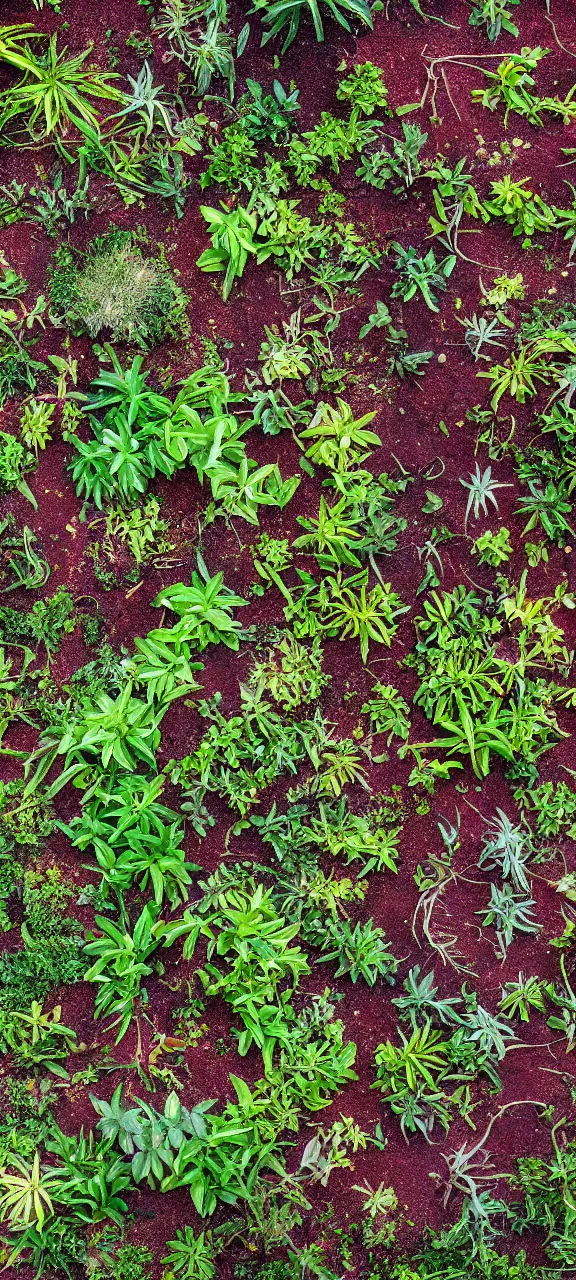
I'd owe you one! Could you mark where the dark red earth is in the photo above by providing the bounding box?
[2,0,576,1274]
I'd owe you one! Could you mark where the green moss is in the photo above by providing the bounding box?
[0,867,83,1009]
[0,1078,56,1162]
[49,230,189,348]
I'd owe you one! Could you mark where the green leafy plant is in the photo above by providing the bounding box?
[299,398,380,473]
[0,1152,60,1231]
[470,46,548,125]
[0,587,74,656]
[0,24,122,139]
[390,243,456,313]
[207,454,300,525]
[197,204,265,301]
[499,973,546,1022]
[251,534,293,591]
[513,1120,576,1266]
[460,464,512,531]
[0,1215,88,1280]
[315,916,399,986]
[68,349,264,514]
[359,301,433,377]
[357,123,428,195]
[45,1127,131,1226]
[19,400,53,459]
[129,630,203,706]
[472,46,576,127]
[406,583,568,779]
[162,1226,216,1279]
[253,0,373,53]
[0,861,83,1007]
[83,902,161,1041]
[92,1076,288,1216]
[361,682,411,744]
[372,1021,451,1141]
[477,883,540,958]
[112,60,174,136]
[103,498,174,566]
[478,345,556,411]
[0,517,50,590]
[28,171,93,237]
[112,1247,154,1280]
[28,683,167,801]
[306,573,403,662]
[516,479,575,545]
[545,954,576,1051]
[460,314,508,363]
[160,882,310,1066]
[59,772,199,909]
[238,78,300,142]
[485,175,556,242]
[0,431,37,508]
[478,809,532,894]
[468,0,520,41]
[265,987,357,1111]
[151,562,247,651]
[0,1079,56,1167]
[515,777,576,840]
[353,1179,398,1246]
[153,0,237,98]
[336,63,390,116]
[90,1085,213,1184]
[471,527,513,566]
[393,965,464,1029]
[0,1001,76,1078]
[0,347,45,408]
[249,634,330,709]
[168,684,327,829]
[485,273,525,306]
[293,495,364,569]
